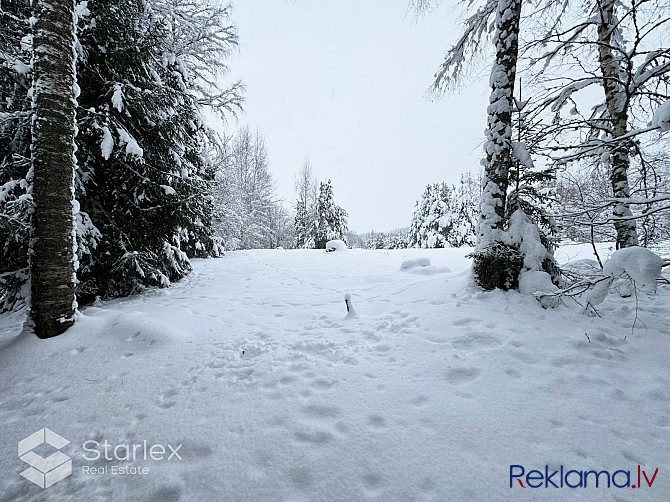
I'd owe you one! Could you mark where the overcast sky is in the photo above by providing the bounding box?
[226,0,491,233]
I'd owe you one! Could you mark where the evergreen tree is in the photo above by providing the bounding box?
[408,181,476,248]
[0,0,32,311]
[452,172,478,247]
[365,231,408,250]
[1,0,240,307]
[314,179,348,248]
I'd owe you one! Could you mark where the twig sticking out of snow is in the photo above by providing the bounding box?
[344,293,358,319]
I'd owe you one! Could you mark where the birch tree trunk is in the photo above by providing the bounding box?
[30,0,78,338]
[473,0,523,290]
[597,0,639,249]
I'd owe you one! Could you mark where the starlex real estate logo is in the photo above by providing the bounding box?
[18,428,72,489]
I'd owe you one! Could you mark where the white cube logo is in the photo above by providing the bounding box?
[18,428,72,488]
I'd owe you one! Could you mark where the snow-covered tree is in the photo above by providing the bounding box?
[1,0,240,308]
[521,0,670,250]
[0,0,32,311]
[408,183,457,248]
[408,180,477,248]
[314,179,348,249]
[212,128,291,250]
[294,160,318,249]
[471,0,524,290]
[73,0,236,300]
[30,0,79,337]
[452,172,479,246]
[365,231,408,250]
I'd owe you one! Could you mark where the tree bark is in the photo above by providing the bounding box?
[597,0,639,249]
[30,0,78,338]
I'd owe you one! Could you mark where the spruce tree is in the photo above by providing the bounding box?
[1,0,240,307]
[0,0,32,311]
[408,182,475,248]
[314,179,348,249]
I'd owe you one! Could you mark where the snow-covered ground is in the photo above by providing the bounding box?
[0,246,668,501]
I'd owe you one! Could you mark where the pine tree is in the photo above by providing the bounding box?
[30,0,78,337]
[314,179,348,249]
[74,0,231,299]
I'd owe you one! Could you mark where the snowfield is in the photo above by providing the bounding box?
[0,246,669,501]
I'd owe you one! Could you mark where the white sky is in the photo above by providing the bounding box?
[225,0,491,232]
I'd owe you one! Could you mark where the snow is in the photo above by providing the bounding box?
[400,257,431,270]
[651,100,670,131]
[161,185,176,196]
[508,209,551,271]
[518,269,557,295]
[100,126,113,160]
[111,84,123,112]
[325,239,347,252]
[116,128,143,158]
[1,246,669,500]
[399,257,450,276]
[511,141,534,169]
[603,246,665,293]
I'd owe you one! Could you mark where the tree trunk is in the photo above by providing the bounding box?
[473,0,523,290]
[478,0,522,243]
[597,0,639,249]
[30,0,78,338]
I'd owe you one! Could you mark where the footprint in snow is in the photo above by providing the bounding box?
[368,413,387,429]
[157,388,178,409]
[446,367,481,385]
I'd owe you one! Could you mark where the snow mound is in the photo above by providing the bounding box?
[603,246,665,293]
[400,258,431,271]
[518,270,557,295]
[325,240,347,252]
[400,258,450,275]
